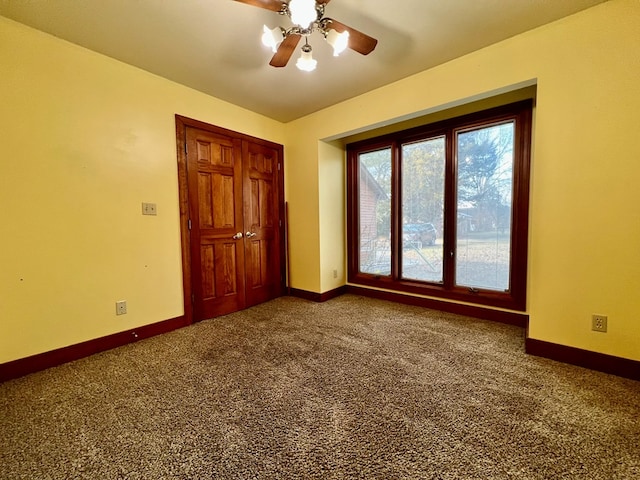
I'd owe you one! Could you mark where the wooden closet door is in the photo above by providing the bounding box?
[242,141,283,307]
[186,127,246,320]
[178,116,284,322]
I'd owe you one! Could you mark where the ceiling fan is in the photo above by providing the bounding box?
[234,0,378,71]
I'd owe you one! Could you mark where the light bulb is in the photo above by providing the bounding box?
[289,0,317,29]
[261,25,283,52]
[326,29,349,56]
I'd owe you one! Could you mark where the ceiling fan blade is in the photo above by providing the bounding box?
[269,34,302,67]
[325,18,378,55]
[316,0,332,4]
[233,0,284,13]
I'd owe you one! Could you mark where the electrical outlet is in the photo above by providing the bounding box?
[116,300,127,315]
[142,202,157,215]
[333,269,338,279]
[592,314,607,333]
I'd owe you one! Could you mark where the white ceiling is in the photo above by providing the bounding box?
[0,0,609,122]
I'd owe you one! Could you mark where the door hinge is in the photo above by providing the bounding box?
[278,163,281,171]
[279,219,282,227]
[188,219,192,230]
[184,143,188,155]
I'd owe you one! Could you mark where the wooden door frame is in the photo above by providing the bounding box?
[175,115,286,324]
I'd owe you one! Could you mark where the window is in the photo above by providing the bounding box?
[347,101,532,311]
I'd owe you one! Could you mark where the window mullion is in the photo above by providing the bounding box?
[390,141,401,280]
[443,129,457,290]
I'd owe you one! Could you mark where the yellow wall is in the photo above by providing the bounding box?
[282,128,321,293]
[286,0,640,361]
[0,16,285,363]
[318,141,346,292]
[2,0,639,365]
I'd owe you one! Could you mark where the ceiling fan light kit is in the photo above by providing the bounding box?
[235,0,378,71]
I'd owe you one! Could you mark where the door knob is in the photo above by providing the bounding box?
[245,231,257,238]
[232,232,243,240]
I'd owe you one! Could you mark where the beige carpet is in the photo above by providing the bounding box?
[1,294,639,479]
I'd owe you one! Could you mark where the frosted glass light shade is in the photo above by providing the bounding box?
[326,29,349,56]
[262,25,283,52]
[289,0,317,28]
[296,49,317,71]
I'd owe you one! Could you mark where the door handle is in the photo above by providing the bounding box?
[232,232,243,240]
[245,232,257,238]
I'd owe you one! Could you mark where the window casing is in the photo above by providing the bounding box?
[347,100,532,311]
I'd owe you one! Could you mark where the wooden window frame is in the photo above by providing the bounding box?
[347,100,533,311]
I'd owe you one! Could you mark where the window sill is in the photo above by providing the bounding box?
[348,273,526,312]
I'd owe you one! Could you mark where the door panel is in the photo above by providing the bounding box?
[247,239,263,287]
[200,244,215,300]
[187,127,245,320]
[243,141,282,307]
[219,243,239,296]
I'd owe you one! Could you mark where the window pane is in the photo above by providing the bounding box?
[401,137,445,283]
[358,149,392,275]
[456,122,514,291]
